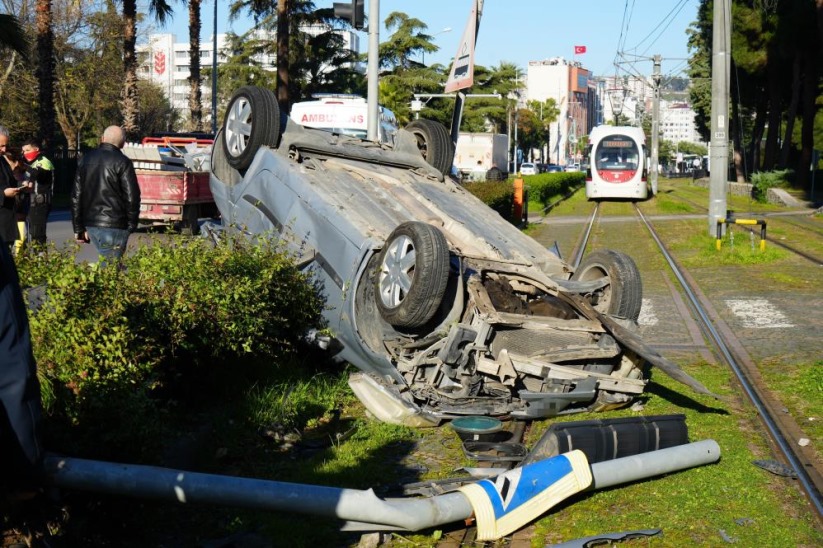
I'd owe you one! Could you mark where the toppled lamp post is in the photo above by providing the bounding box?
[44,440,720,540]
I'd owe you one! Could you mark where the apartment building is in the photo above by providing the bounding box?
[526,57,592,165]
[137,27,359,129]
[659,100,702,145]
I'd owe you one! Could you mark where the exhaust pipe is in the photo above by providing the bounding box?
[43,439,720,537]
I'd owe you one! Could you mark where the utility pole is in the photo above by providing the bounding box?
[366,0,379,142]
[708,0,731,235]
[650,54,661,196]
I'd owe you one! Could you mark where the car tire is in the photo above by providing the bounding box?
[404,119,454,176]
[375,222,450,329]
[571,249,643,320]
[221,86,281,171]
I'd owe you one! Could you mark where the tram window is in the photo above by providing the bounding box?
[596,135,640,171]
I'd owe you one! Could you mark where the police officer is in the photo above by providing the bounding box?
[20,140,54,246]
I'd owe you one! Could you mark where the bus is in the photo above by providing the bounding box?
[289,95,399,146]
[586,125,651,200]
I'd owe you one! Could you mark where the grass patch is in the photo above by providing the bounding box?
[534,363,821,546]
[540,186,590,216]
[649,192,698,214]
[670,229,789,268]
[760,360,822,453]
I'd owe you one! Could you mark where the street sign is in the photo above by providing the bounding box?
[445,0,481,93]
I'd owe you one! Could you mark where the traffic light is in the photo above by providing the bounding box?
[333,0,364,30]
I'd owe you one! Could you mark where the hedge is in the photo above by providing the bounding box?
[15,236,325,459]
[520,172,585,209]
[462,180,516,222]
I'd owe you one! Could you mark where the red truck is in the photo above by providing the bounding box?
[135,170,215,234]
[124,136,217,234]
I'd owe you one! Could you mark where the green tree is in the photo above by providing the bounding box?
[378,11,433,70]
[137,79,179,135]
[376,11,447,125]
[527,98,559,162]
[54,3,124,149]
[688,0,822,188]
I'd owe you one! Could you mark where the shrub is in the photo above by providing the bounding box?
[522,172,585,208]
[751,169,793,202]
[16,236,325,459]
[462,181,515,222]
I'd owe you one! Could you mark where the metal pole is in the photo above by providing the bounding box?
[211,0,218,134]
[43,440,720,533]
[708,0,730,235]
[650,54,661,196]
[366,0,380,142]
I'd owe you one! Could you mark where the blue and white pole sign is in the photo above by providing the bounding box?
[458,450,592,540]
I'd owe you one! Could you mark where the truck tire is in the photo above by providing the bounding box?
[222,86,281,171]
[180,205,200,236]
[486,166,504,181]
[404,120,454,176]
[375,222,450,329]
[571,249,643,320]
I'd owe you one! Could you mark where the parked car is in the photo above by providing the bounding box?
[565,162,582,172]
[519,162,538,175]
[544,164,564,173]
[210,86,713,426]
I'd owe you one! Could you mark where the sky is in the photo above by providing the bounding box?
[162,0,699,80]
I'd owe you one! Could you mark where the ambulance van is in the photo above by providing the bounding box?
[289,95,399,146]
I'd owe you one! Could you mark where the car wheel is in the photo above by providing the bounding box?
[571,249,642,320]
[221,86,281,171]
[404,119,454,176]
[375,222,450,329]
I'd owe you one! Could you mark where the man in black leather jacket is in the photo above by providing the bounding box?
[71,126,140,263]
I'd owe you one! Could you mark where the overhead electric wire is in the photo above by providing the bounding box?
[627,0,691,57]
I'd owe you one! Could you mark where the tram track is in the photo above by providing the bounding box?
[570,200,823,517]
[623,203,823,519]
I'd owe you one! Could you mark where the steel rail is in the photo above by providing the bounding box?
[633,204,823,519]
[570,202,599,269]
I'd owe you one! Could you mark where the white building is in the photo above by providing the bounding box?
[526,57,591,165]
[137,33,230,129]
[597,74,653,126]
[137,27,359,130]
[659,100,702,145]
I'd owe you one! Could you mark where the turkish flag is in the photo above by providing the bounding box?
[574,45,587,54]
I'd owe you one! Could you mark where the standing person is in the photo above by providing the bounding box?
[0,237,44,502]
[10,151,34,255]
[20,140,54,246]
[71,125,140,263]
[0,126,25,250]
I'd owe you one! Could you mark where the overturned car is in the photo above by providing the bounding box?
[210,86,712,427]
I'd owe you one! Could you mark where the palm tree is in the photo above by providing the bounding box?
[35,0,56,148]
[122,0,173,138]
[0,14,29,56]
[188,0,203,131]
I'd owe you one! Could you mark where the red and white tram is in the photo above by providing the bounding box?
[586,126,652,200]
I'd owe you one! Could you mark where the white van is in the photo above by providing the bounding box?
[289,95,399,146]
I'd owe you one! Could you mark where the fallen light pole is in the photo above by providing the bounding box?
[44,440,720,540]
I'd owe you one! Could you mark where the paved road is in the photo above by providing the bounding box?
[42,207,186,263]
